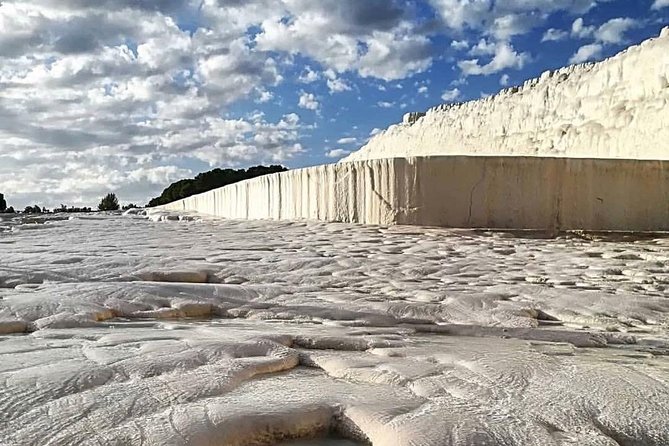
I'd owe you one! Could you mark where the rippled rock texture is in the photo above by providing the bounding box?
[1,212,669,445]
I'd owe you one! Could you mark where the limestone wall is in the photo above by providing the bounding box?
[344,28,669,162]
[159,157,669,231]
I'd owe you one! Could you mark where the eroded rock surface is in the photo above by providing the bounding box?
[344,28,669,162]
[1,212,668,445]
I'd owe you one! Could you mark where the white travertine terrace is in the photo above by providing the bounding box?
[160,156,669,231]
[344,27,669,162]
[4,30,669,446]
[159,29,669,231]
[1,213,669,445]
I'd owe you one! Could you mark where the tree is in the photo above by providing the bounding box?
[24,205,42,214]
[0,193,6,212]
[98,193,120,211]
[147,165,288,207]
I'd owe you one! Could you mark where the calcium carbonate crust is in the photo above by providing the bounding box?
[1,213,669,445]
[344,27,669,162]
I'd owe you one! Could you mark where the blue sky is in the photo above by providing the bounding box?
[0,0,667,208]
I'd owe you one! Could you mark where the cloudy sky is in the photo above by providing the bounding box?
[0,0,667,209]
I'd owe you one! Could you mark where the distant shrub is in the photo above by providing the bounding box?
[23,205,42,214]
[98,193,120,211]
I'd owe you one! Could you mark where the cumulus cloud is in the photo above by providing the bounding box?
[571,17,595,38]
[441,88,462,102]
[336,137,357,145]
[298,66,319,83]
[429,0,604,37]
[325,148,351,158]
[324,69,352,94]
[458,42,529,77]
[652,0,669,9]
[542,28,569,42]
[567,17,637,63]
[451,39,470,50]
[594,18,638,44]
[433,0,588,78]
[255,0,433,81]
[569,43,603,63]
[298,91,320,110]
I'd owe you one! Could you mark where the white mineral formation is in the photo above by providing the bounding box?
[160,156,669,231]
[1,213,669,445]
[157,29,669,232]
[344,27,669,162]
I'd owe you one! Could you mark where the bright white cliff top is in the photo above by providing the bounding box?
[343,27,669,162]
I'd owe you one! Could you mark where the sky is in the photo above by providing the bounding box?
[0,0,667,209]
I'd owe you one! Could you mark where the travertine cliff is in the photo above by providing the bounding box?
[158,29,669,231]
[344,28,669,162]
[160,156,669,231]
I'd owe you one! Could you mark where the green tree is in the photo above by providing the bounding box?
[0,193,6,212]
[148,165,288,207]
[98,193,120,211]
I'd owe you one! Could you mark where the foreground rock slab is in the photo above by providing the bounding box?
[1,212,668,445]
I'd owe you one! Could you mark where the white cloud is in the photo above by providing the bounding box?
[326,148,351,158]
[568,17,637,63]
[377,101,395,108]
[324,69,352,93]
[441,88,461,102]
[572,17,595,38]
[336,137,357,144]
[298,66,320,83]
[652,0,669,9]
[594,18,638,44]
[256,89,274,103]
[458,42,529,77]
[572,17,636,43]
[542,28,569,42]
[418,85,429,95]
[469,39,497,56]
[569,43,603,63]
[451,39,469,50]
[255,1,433,81]
[298,91,320,110]
[428,0,604,38]
[500,74,510,86]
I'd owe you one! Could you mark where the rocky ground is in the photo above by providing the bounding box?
[1,211,668,445]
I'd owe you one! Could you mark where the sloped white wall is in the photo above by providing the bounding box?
[344,28,669,162]
[159,156,669,231]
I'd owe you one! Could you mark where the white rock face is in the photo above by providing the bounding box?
[344,28,669,162]
[1,213,669,445]
[160,156,669,231]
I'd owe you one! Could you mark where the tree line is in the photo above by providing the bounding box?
[0,192,135,214]
[1,164,286,214]
[147,165,288,207]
